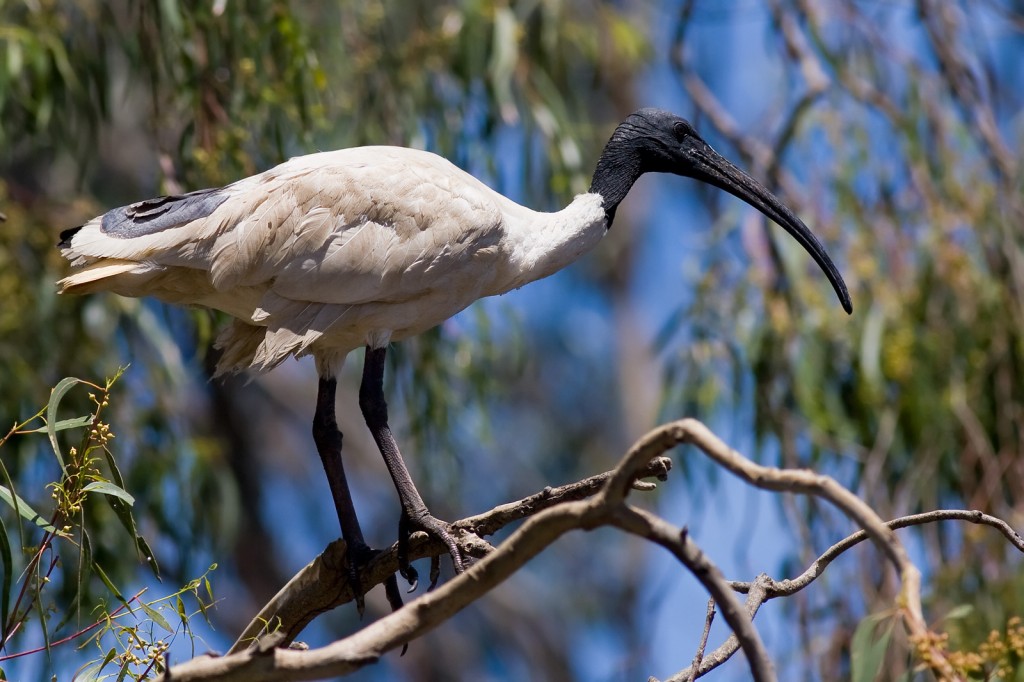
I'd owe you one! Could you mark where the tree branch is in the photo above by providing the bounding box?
[227,457,673,654]
[640,419,955,679]
[167,422,783,682]
[729,508,1024,598]
[164,419,1020,681]
[665,575,773,682]
[687,598,716,682]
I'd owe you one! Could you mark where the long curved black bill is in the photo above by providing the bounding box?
[687,147,853,314]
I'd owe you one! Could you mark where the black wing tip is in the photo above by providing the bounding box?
[58,225,83,248]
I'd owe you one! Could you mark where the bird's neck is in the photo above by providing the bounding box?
[487,194,607,297]
[589,137,642,228]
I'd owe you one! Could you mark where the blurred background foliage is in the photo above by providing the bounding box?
[0,0,1022,680]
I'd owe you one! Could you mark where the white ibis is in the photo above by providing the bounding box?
[58,108,852,606]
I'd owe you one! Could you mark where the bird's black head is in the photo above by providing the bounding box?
[590,108,852,314]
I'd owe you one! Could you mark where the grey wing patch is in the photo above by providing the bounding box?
[101,187,230,238]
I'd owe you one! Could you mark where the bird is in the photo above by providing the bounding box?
[57,107,852,607]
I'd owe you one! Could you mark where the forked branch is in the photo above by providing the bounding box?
[164,419,1024,682]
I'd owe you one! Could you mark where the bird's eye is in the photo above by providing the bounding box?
[673,121,692,141]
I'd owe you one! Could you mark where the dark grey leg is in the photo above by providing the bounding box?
[359,345,465,588]
[313,375,403,614]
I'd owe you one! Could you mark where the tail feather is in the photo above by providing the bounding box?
[213,321,266,376]
[57,259,146,294]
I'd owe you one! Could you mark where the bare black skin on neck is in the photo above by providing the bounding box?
[587,108,853,314]
[589,108,700,227]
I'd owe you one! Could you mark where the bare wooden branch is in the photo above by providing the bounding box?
[228,457,673,654]
[610,506,775,682]
[166,419,1016,682]
[688,599,716,682]
[608,419,958,680]
[168,500,589,681]
[169,423,783,682]
[456,455,672,538]
[664,576,773,682]
[667,508,1024,680]
[730,508,1024,598]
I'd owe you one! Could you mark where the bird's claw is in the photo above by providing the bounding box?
[398,510,465,591]
[344,541,376,616]
[345,541,405,616]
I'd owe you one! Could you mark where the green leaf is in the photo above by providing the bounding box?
[99,646,118,670]
[95,448,161,578]
[140,601,173,634]
[942,604,974,622]
[100,446,128,491]
[851,612,895,682]
[76,647,117,682]
[72,662,103,682]
[34,563,50,658]
[176,595,187,625]
[0,485,56,533]
[82,481,135,506]
[98,482,140,549]
[46,377,84,471]
[23,415,94,434]
[136,535,160,580]
[91,561,126,604]
[0,460,29,634]
[99,448,159,578]
[54,527,92,633]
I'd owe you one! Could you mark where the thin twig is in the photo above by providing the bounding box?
[671,506,1024,681]
[610,507,775,682]
[0,589,148,662]
[729,508,1024,597]
[662,575,773,682]
[688,598,716,682]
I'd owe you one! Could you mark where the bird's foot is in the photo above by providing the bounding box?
[344,541,375,616]
[397,510,466,592]
[345,541,404,617]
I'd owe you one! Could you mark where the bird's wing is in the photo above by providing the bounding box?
[60,147,511,309]
[236,147,510,306]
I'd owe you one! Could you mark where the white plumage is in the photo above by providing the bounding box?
[60,147,607,376]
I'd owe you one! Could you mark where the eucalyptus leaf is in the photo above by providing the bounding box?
[23,415,93,434]
[46,377,84,472]
[140,601,173,634]
[850,613,895,682]
[0,486,56,533]
[82,481,135,506]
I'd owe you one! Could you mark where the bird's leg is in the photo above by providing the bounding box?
[312,376,403,615]
[359,345,465,589]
